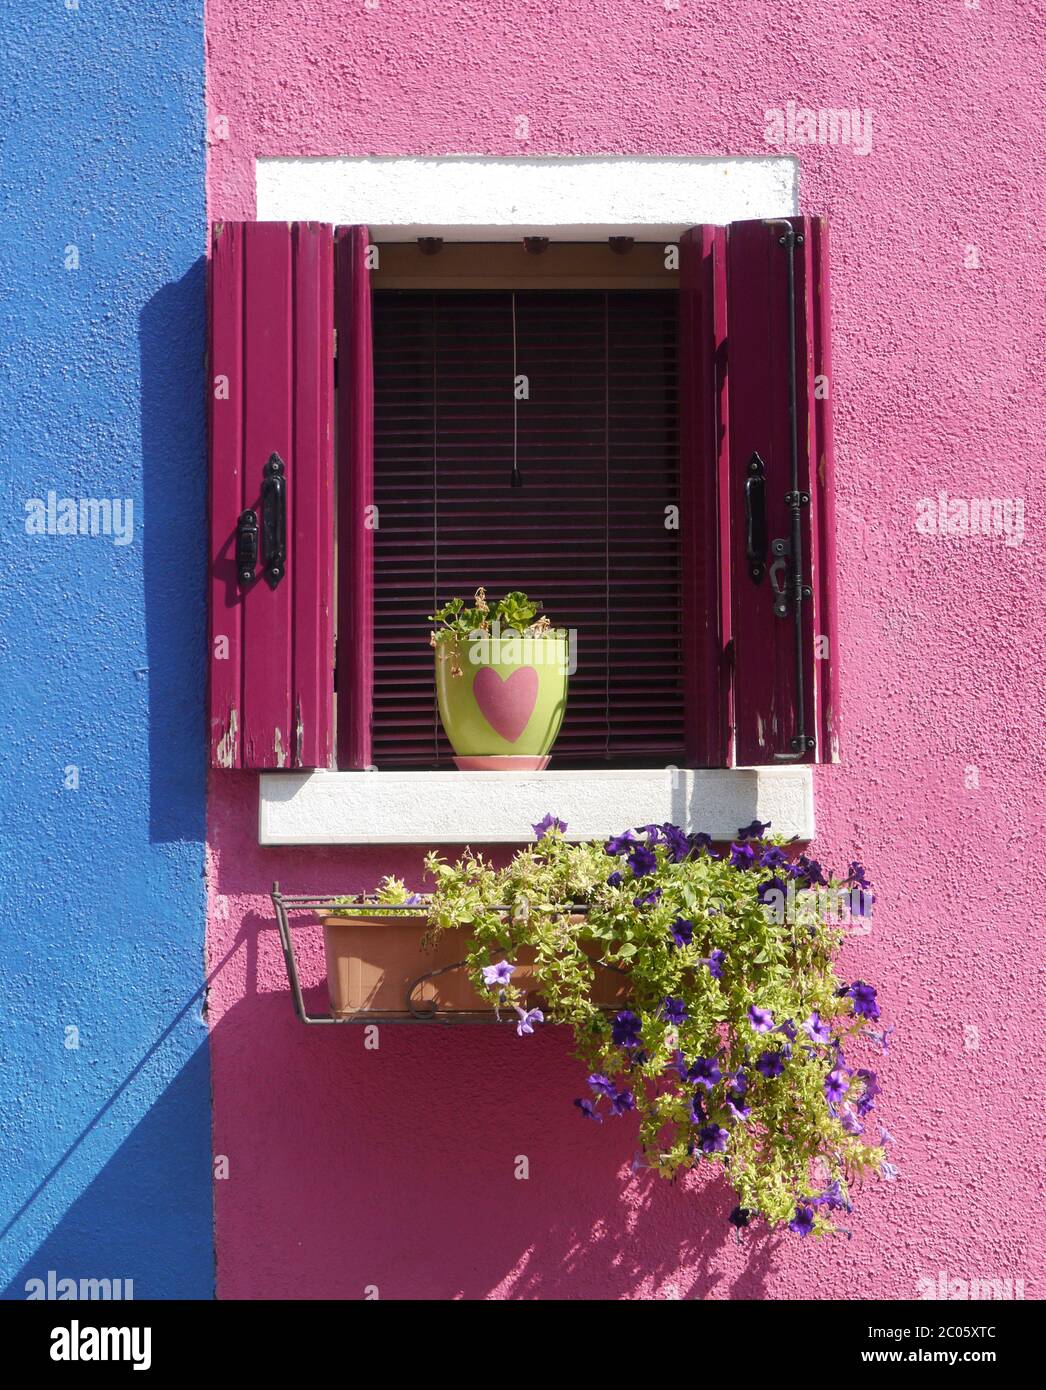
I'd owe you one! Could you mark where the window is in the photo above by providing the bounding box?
[207,218,838,774]
[371,282,684,768]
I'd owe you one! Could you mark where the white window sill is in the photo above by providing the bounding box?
[258,768,814,846]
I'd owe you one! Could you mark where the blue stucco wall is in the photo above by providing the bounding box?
[0,3,213,1297]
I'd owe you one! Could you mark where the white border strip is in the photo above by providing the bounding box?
[259,768,814,846]
[256,155,798,239]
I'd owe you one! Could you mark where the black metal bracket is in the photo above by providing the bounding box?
[261,452,286,589]
[270,885,621,1027]
[236,509,258,587]
[745,452,769,583]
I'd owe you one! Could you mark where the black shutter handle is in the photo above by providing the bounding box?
[745,452,768,583]
[236,509,258,587]
[262,452,287,589]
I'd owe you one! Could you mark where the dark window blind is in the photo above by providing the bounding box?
[370,288,684,768]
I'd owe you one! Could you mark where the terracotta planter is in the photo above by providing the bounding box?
[435,633,569,763]
[322,914,627,1019]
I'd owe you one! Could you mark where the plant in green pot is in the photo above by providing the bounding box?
[429,588,570,770]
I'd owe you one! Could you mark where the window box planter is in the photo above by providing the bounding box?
[321,909,628,1019]
[271,814,891,1241]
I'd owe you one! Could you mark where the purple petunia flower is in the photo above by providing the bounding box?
[729,842,756,870]
[879,1123,893,1146]
[797,855,827,887]
[700,948,726,980]
[760,846,789,870]
[738,819,772,841]
[669,917,694,948]
[516,1007,544,1037]
[689,1091,707,1125]
[748,1005,774,1033]
[868,1026,894,1055]
[660,823,691,863]
[848,860,872,889]
[789,1204,816,1236]
[755,1050,786,1079]
[776,1018,798,1041]
[661,996,688,1026]
[605,830,636,857]
[811,1179,852,1213]
[880,1160,899,1182]
[802,1011,832,1045]
[848,981,881,1021]
[606,870,623,889]
[482,959,515,987]
[691,832,714,852]
[757,876,787,903]
[824,1068,851,1103]
[532,813,567,838]
[626,843,658,877]
[726,1091,751,1121]
[839,1106,864,1135]
[588,1073,616,1099]
[854,1068,881,1117]
[574,1097,602,1123]
[610,1089,635,1116]
[633,887,662,908]
[687,1055,722,1089]
[698,1124,729,1154]
[611,1010,643,1049]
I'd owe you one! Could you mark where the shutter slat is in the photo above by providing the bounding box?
[335,225,375,769]
[208,223,245,767]
[679,225,729,768]
[291,223,336,769]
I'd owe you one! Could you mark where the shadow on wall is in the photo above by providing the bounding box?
[207,893,785,1300]
[2,1047,215,1301]
[139,258,207,845]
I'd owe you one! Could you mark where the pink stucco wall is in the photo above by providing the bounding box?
[204,1,1046,1298]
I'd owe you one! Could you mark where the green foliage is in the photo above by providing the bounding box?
[327,876,422,914]
[428,587,561,674]
[423,826,887,1236]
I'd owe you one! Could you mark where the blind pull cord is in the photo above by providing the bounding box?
[510,291,523,488]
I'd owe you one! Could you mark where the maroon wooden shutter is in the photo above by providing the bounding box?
[208,221,335,769]
[334,226,374,770]
[724,216,838,765]
[679,226,730,767]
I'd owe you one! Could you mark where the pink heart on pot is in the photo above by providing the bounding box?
[473,666,539,744]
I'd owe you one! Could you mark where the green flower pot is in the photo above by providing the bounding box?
[435,633,569,762]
